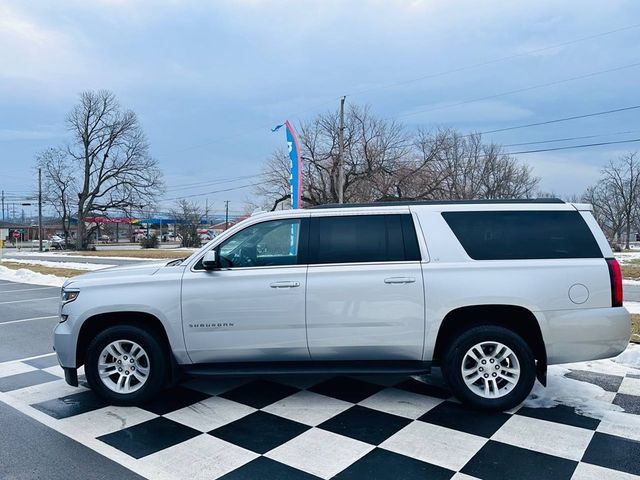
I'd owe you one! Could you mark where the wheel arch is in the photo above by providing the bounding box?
[76,311,173,369]
[432,304,547,384]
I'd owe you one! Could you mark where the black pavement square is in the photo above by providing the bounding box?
[516,405,600,430]
[564,369,624,392]
[0,370,60,392]
[461,441,577,480]
[31,390,108,419]
[582,432,640,476]
[318,405,411,445]
[97,417,200,459]
[627,373,640,379]
[612,393,640,415]
[334,448,454,480]
[219,379,299,409]
[210,411,309,454]
[393,378,451,399]
[24,355,60,369]
[139,385,210,415]
[219,456,320,480]
[308,376,384,403]
[418,401,510,437]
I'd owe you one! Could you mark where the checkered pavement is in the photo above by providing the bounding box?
[0,353,639,480]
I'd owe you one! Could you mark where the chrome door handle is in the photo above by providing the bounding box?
[384,277,416,284]
[270,281,300,288]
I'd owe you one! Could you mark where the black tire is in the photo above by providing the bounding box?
[442,325,536,411]
[85,325,167,405]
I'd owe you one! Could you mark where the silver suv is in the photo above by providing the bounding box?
[54,199,630,410]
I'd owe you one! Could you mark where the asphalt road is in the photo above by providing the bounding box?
[0,281,59,362]
[624,283,640,302]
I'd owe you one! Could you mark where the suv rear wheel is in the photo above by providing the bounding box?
[442,325,536,411]
[85,325,167,405]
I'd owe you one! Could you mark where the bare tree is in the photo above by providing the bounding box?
[585,152,640,249]
[66,90,164,249]
[170,199,203,248]
[255,105,539,208]
[36,147,77,246]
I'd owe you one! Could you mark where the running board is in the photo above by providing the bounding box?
[182,360,431,377]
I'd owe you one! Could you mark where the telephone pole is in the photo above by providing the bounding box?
[38,168,43,252]
[224,200,230,231]
[337,96,346,204]
[1,190,4,221]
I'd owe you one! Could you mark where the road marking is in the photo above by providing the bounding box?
[0,352,56,366]
[0,286,59,294]
[0,315,58,326]
[0,297,58,305]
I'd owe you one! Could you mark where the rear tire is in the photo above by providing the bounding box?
[442,325,536,411]
[85,325,167,405]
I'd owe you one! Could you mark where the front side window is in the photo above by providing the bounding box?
[217,219,301,268]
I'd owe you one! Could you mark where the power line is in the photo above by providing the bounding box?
[502,130,639,147]
[476,104,640,135]
[393,61,640,120]
[506,137,640,155]
[346,23,640,98]
[162,182,262,201]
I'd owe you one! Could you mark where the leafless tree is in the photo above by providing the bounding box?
[584,152,640,249]
[255,105,539,209]
[170,199,203,248]
[36,147,77,246]
[66,90,164,249]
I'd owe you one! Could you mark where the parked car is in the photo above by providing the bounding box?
[54,199,630,410]
[31,239,50,251]
[50,235,65,250]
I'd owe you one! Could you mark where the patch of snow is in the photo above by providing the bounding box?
[525,365,623,419]
[624,301,640,314]
[614,344,640,368]
[1,259,114,271]
[0,266,66,287]
[7,251,160,262]
[526,344,640,418]
[623,279,640,286]
[615,251,640,264]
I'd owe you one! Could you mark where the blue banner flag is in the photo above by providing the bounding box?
[271,124,284,132]
[285,120,302,209]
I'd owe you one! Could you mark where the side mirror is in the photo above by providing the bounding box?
[202,250,219,270]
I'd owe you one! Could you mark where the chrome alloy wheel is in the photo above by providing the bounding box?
[98,340,150,394]
[461,341,520,399]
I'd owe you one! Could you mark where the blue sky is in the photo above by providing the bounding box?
[1,0,639,218]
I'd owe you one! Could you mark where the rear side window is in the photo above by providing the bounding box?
[442,210,602,260]
[309,214,421,264]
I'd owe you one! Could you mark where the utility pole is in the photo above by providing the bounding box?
[205,198,209,226]
[1,190,4,221]
[224,200,230,231]
[38,168,43,252]
[338,95,346,204]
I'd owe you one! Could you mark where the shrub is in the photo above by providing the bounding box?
[140,234,159,249]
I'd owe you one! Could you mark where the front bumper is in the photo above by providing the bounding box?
[53,317,77,369]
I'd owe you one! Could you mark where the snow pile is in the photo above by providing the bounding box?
[1,259,114,271]
[525,366,623,419]
[614,343,640,368]
[0,266,66,287]
[526,344,640,418]
[615,250,640,264]
[624,301,640,314]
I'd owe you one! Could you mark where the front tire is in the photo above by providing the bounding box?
[442,326,536,411]
[85,325,167,405]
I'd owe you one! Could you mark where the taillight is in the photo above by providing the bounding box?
[606,258,623,307]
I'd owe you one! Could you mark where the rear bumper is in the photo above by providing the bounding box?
[542,306,631,365]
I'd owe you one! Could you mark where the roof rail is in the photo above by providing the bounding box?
[309,198,565,209]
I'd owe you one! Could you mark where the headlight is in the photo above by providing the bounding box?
[61,289,80,303]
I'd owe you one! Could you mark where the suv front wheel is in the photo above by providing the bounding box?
[443,325,536,411]
[85,325,167,405]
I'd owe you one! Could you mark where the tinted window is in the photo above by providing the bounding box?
[442,210,602,260]
[217,219,302,268]
[310,214,420,264]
